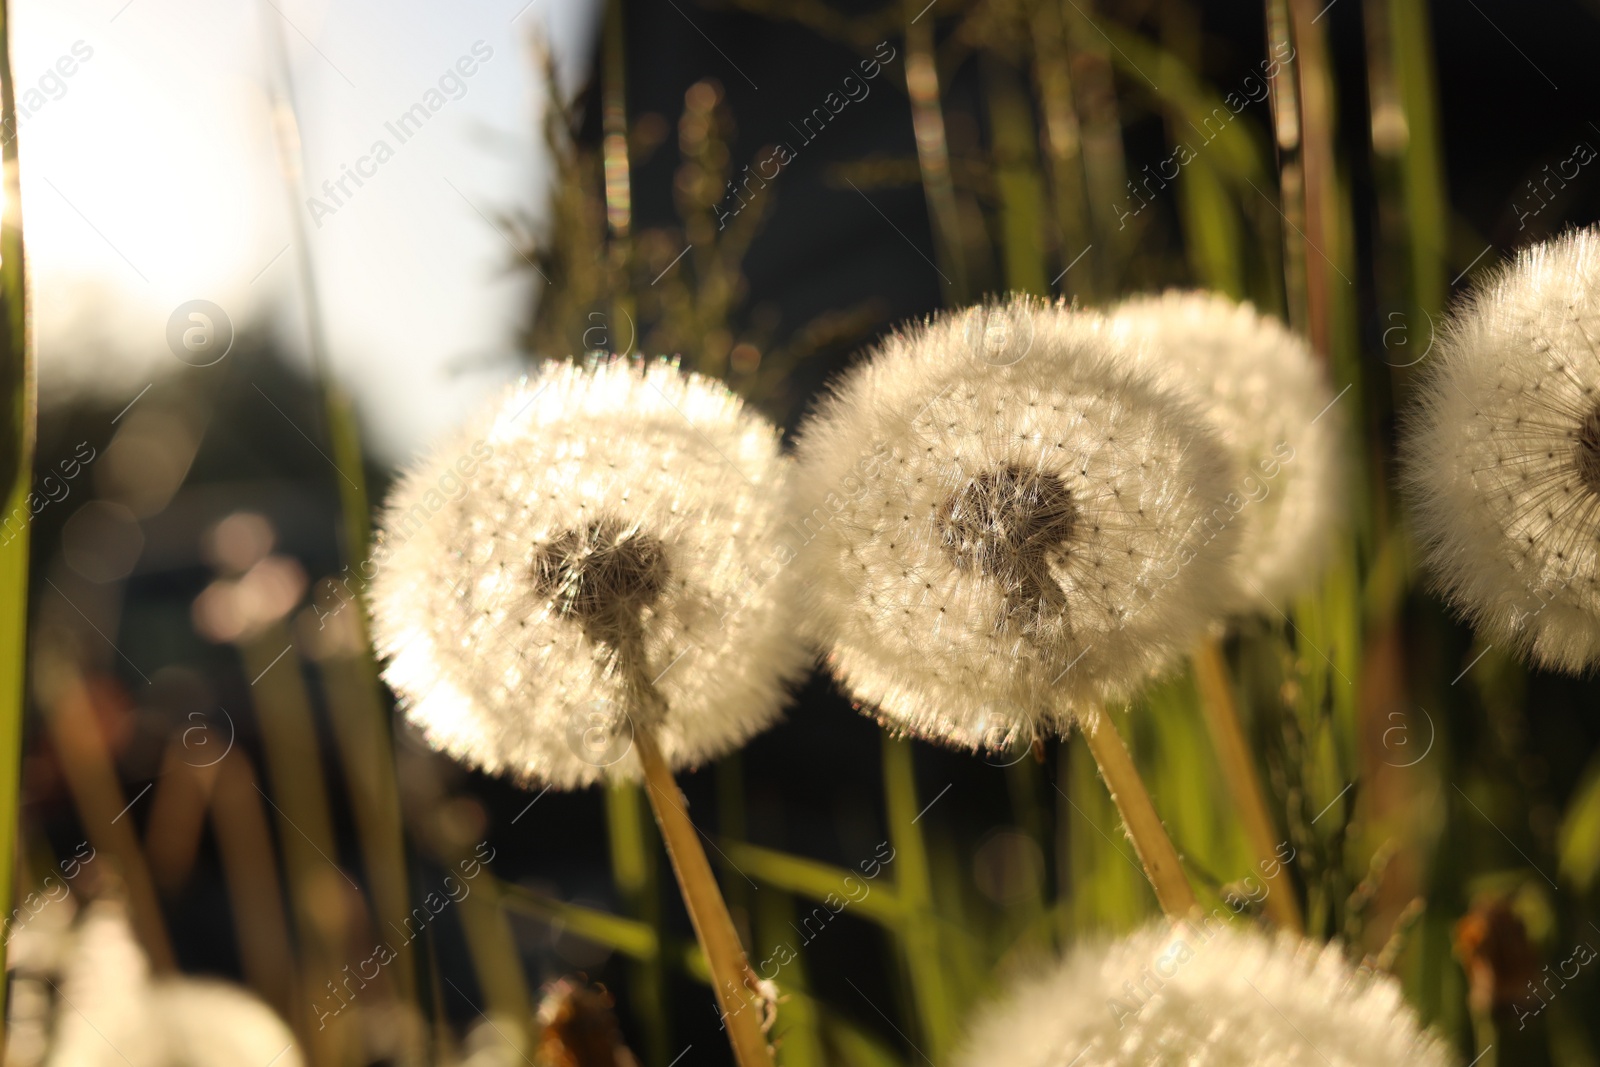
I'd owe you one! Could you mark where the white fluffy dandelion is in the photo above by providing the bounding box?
[792,297,1240,749]
[1405,227,1600,673]
[371,357,794,1067]
[1110,290,1344,612]
[370,357,807,789]
[954,922,1457,1067]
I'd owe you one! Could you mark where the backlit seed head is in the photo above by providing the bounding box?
[953,923,1457,1067]
[1110,291,1345,612]
[531,519,669,645]
[792,297,1240,749]
[937,465,1080,631]
[370,358,808,789]
[1404,226,1600,673]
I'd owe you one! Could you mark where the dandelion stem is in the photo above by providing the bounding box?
[1192,638,1304,931]
[632,705,773,1067]
[1079,707,1198,918]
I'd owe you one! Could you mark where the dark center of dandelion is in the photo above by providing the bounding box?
[936,465,1079,623]
[532,518,669,645]
[1576,404,1600,497]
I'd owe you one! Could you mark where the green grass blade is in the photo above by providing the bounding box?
[501,879,660,960]
[719,840,904,928]
[607,781,670,1065]
[882,737,957,1061]
[985,59,1050,296]
[0,0,32,1034]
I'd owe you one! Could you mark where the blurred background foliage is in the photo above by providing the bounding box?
[9,0,1600,1065]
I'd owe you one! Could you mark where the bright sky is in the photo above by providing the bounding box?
[14,0,598,461]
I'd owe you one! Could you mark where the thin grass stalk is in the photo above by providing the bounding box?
[1286,0,1338,363]
[717,756,826,1067]
[255,30,428,1047]
[37,661,176,969]
[1028,1,1097,302]
[633,721,774,1067]
[1077,708,1198,918]
[236,626,354,1067]
[1191,639,1303,930]
[240,626,341,890]
[0,0,32,1035]
[212,749,298,1020]
[904,8,969,304]
[1003,757,1051,920]
[1154,0,1242,298]
[444,845,533,1028]
[1057,0,1131,282]
[606,781,670,1066]
[719,840,904,927]
[502,883,672,966]
[314,639,420,1019]
[881,737,956,1062]
[754,894,826,1067]
[1262,0,1308,333]
[984,57,1050,297]
[259,1,374,563]
[1264,0,1328,359]
[601,0,636,339]
[1380,0,1446,319]
[144,740,221,892]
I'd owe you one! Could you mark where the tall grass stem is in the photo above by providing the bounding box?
[1192,639,1303,931]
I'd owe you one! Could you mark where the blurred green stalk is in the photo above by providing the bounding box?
[882,737,956,1062]
[607,781,670,1066]
[0,0,30,1038]
[984,58,1050,297]
[260,6,440,1042]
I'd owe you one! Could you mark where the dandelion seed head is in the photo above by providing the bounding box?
[1110,291,1345,611]
[1404,226,1600,673]
[370,358,808,789]
[954,922,1457,1067]
[792,297,1239,749]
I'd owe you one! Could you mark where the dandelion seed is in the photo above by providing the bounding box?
[792,297,1240,749]
[953,923,1457,1067]
[370,357,807,789]
[1404,226,1600,673]
[1110,290,1344,611]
